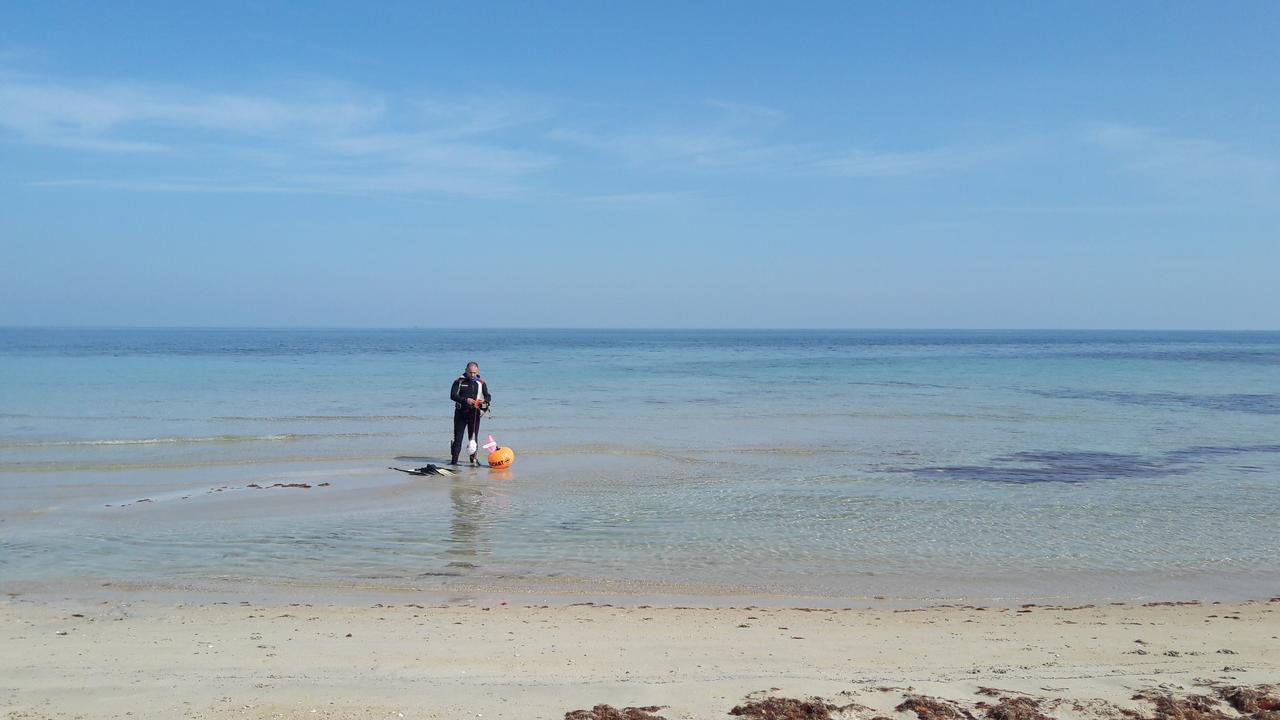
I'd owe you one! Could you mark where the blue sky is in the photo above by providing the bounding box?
[2,1,1278,328]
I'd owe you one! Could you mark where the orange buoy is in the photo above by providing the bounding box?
[487,446,514,469]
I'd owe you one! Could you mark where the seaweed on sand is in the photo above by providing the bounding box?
[1218,686,1280,715]
[982,697,1052,720]
[1126,692,1232,720]
[730,697,850,720]
[563,705,668,720]
[897,695,978,720]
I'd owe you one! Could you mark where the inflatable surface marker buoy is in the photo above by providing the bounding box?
[487,446,514,469]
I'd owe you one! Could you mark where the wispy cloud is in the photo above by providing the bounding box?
[548,127,784,168]
[28,178,316,194]
[1087,123,1279,204]
[553,125,1016,180]
[565,190,704,206]
[322,133,551,173]
[14,70,1178,203]
[815,147,980,178]
[0,75,379,146]
[550,98,1024,181]
[547,98,805,171]
[701,99,787,129]
[1,71,554,196]
[411,94,553,138]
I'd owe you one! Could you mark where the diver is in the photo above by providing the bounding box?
[449,361,492,465]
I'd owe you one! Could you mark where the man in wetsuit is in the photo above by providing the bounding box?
[449,362,492,465]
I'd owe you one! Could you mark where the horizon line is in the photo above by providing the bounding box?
[2,325,1278,333]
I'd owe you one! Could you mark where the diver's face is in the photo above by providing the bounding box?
[466,365,479,378]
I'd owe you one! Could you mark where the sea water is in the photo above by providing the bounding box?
[1,328,1278,603]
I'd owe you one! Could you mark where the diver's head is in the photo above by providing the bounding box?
[465,362,479,378]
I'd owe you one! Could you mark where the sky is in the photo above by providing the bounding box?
[1,1,1278,329]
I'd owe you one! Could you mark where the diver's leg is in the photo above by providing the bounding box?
[450,409,467,464]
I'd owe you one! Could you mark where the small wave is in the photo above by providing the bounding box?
[0,413,436,423]
[211,415,430,422]
[0,413,156,421]
[0,453,386,473]
[0,432,383,449]
[734,446,853,456]
[523,444,713,464]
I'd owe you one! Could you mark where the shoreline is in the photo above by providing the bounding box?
[7,557,1274,614]
[3,594,1277,719]
[6,573,1279,612]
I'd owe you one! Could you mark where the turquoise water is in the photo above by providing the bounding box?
[1,329,1278,603]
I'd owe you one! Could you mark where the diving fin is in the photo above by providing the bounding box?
[390,464,456,477]
[416,464,455,476]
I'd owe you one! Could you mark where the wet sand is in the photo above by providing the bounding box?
[3,595,1277,719]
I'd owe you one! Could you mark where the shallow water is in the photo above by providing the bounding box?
[1,328,1278,603]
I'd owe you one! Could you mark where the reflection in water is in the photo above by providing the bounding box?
[447,480,484,570]
[408,473,513,580]
[443,474,513,572]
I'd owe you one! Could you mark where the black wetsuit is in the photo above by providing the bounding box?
[449,374,492,463]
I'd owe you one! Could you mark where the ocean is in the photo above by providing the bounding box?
[1,328,1278,604]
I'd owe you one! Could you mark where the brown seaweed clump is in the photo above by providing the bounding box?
[1127,692,1232,720]
[897,695,978,720]
[563,705,668,720]
[729,697,848,720]
[984,697,1052,720]
[1218,686,1280,715]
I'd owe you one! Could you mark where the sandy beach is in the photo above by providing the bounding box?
[3,594,1277,720]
